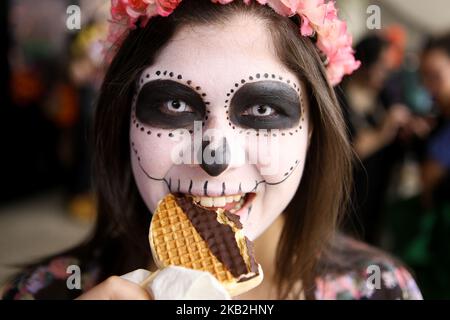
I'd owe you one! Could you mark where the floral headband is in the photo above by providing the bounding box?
[107,0,360,86]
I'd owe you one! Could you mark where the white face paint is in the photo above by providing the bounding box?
[130,15,310,240]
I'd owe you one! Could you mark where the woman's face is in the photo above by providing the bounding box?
[130,15,310,240]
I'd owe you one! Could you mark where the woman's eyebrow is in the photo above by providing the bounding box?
[230,80,301,116]
[136,79,205,109]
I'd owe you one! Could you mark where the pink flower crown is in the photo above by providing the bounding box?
[107,0,360,86]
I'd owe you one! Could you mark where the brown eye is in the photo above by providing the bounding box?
[244,104,276,117]
[164,100,194,113]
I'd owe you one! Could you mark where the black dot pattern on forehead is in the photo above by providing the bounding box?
[133,70,212,137]
[223,72,304,135]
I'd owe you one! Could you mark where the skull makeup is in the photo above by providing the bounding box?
[130,17,310,240]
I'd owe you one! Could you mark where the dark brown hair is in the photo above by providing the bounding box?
[88,0,353,299]
[423,33,450,57]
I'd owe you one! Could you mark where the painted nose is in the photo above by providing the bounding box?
[198,137,231,177]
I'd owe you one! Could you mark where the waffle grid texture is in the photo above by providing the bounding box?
[151,195,235,283]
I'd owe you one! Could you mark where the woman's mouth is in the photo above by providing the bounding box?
[179,193,256,216]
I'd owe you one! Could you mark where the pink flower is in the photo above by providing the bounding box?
[111,0,148,27]
[297,0,337,36]
[110,0,128,21]
[326,56,360,86]
[316,19,361,85]
[145,0,183,17]
[111,0,181,28]
[106,0,360,85]
[264,0,298,16]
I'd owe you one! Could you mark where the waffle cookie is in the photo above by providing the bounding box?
[149,193,263,297]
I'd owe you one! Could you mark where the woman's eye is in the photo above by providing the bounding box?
[243,104,276,117]
[163,100,193,113]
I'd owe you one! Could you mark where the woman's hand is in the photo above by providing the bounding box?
[379,104,412,142]
[354,104,411,159]
[380,104,411,143]
[76,273,153,300]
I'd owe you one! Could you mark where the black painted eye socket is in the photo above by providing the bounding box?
[229,81,301,129]
[135,80,205,129]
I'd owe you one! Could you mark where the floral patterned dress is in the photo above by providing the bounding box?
[1,255,422,300]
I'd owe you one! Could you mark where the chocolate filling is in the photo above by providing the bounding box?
[224,211,243,229]
[175,196,258,278]
[244,237,259,274]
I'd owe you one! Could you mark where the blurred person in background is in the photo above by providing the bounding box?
[417,33,450,298]
[341,34,412,244]
[420,34,450,207]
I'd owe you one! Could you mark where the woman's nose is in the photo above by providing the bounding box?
[198,137,231,176]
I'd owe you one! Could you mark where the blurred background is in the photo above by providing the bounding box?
[0,0,449,299]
